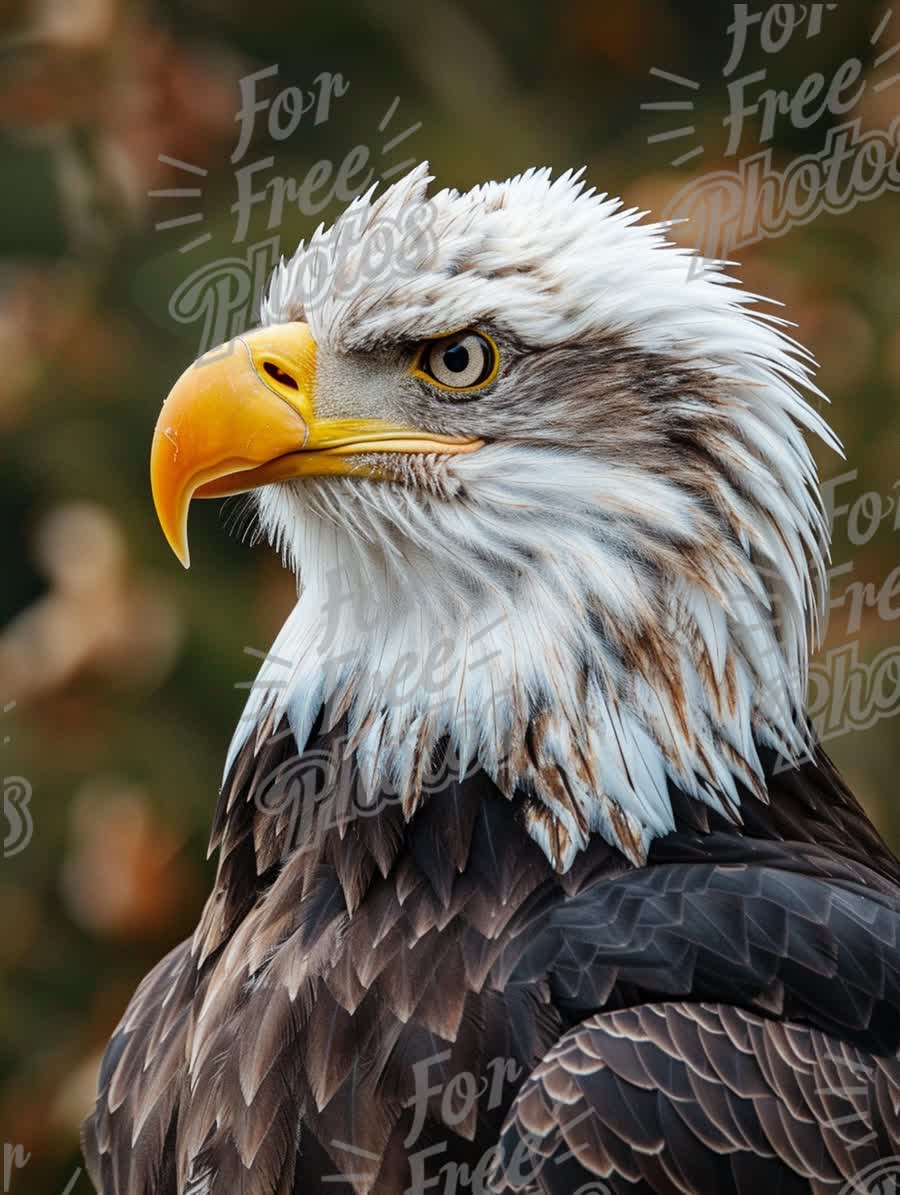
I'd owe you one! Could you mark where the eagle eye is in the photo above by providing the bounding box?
[412,330,499,393]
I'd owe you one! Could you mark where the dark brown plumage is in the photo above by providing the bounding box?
[83,720,900,1194]
[496,1003,900,1192]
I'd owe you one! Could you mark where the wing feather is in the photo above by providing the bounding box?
[492,1003,900,1194]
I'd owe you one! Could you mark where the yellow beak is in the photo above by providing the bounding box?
[150,323,482,567]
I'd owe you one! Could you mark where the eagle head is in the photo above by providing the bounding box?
[150,164,838,871]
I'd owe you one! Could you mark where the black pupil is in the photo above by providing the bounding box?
[442,342,471,373]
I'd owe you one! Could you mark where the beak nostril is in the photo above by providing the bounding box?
[263,361,299,390]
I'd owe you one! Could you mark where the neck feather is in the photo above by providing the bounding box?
[228,450,822,871]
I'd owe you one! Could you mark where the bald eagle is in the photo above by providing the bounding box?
[83,165,900,1194]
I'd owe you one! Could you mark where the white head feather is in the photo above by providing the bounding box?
[227,163,838,871]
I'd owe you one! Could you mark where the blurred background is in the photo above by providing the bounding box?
[0,0,897,1188]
